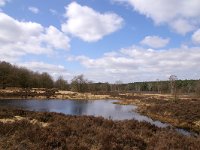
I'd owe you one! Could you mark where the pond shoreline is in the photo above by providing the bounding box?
[0,98,199,137]
[1,88,200,135]
[0,107,200,149]
[114,94,200,135]
[0,88,112,100]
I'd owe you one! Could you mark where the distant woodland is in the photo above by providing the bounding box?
[0,61,200,95]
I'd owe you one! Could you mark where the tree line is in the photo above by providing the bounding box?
[1,61,200,95]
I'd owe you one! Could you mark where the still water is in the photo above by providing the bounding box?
[0,99,194,136]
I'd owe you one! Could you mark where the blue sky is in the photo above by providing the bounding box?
[1,0,200,82]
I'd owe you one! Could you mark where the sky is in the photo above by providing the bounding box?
[0,0,200,83]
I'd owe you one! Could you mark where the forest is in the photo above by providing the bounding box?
[1,61,200,95]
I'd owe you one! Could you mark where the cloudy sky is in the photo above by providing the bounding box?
[1,0,200,82]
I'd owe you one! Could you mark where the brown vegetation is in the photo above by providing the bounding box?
[0,108,200,150]
[138,97,200,134]
[0,88,58,99]
[1,87,200,135]
[112,93,200,134]
[0,88,111,100]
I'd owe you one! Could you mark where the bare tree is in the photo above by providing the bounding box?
[40,72,54,89]
[156,79,161,93]
[55,76,69,90]
[71,74,88,93]
[0,61,12,89]
[169,75,178,100]
[195,80,200,97]
[99,82,111,92]
[115,80,123,92]
[147,82,153,92]
[135,84,141,92]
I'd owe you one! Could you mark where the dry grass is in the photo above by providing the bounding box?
[0,116,49,127]
[55,91,110,100]
[0,88,111,100]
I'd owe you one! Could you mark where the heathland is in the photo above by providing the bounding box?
[0,108,200,149]
[0,61,200,149]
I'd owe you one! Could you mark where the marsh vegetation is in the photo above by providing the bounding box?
[1,61,200,149]
[0,108,200,150]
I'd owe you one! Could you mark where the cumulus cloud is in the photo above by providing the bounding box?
[61,2,123,42]
[41,26,70,50]
[192,29,200,44]
[0,0,9,7]
[19,61,71,80]
[28,6,39,14]
[169,19,195,35]
[114,0,200,34]
[69,45,200,82]
[140,36,170,48]
[0,12,70,62]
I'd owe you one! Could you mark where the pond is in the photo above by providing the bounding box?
[0,99,195,136]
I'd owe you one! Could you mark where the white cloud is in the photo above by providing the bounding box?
[0,12,70,62]
[69,45,200,82]
[169,19,195,35]
[114,0,200,34]
[192,29,200,44]
[42,26,70,50]
[18,61,71,80]
[140,36,170,48]
[61,2,123,42]
[0,0,9,7]
[28,6,39,14]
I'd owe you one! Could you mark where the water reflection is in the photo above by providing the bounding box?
[0,99,196,136]
[114,104,122,111]
[0,99,172,127]
[0,99,134,120]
